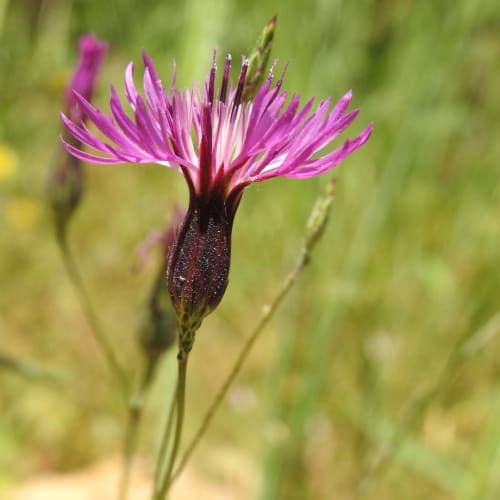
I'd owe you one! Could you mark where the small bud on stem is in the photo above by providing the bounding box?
[243,15,277,101]
[305,178,336,251]
[136,214,181,366]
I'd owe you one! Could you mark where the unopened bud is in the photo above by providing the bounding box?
[304,179,336,251]
[136,210,182,363]
[243,15,277,102]
[137,268,176,363]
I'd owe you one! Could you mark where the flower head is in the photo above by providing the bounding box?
[62,51,371,206]
[61,51,372,332]
[48,34,107,237]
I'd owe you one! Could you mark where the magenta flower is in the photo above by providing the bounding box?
[64,34,108,124]
[49,34,107,236]
[61,52,372,331]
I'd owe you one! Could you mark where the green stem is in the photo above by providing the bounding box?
[0,352,65,386]
[152,387,177,496]
[168,248,309,486]
[56,231,129,400]
[118,358,157,500]
[154,351,189,499]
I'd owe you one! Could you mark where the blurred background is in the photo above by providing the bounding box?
[1,0,499,499]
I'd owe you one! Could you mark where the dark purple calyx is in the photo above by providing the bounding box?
[167,190,240,338]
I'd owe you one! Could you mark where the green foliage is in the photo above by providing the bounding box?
[1,0,499,498]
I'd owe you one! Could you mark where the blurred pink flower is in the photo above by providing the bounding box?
[64,34,108,124]
[48,34,107,235]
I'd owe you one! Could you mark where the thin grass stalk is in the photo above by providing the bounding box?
[0,352,64,386]
[56,231,129,400]
[151,371,178,497]
[154,352,189,499]
[117,358,158,500]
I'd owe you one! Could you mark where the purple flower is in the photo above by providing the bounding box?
[61,52,372,331]
[49,34,107,236]
[64,34,108,125]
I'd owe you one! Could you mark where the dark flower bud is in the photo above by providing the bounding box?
[167,194,234,345]
[136,211,182,364]
[137,267,176,364]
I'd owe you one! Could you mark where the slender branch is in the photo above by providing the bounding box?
[56,231,129,399]
[151,372,179,498]
[0,352,65,386]
[117,358,157,500]
[154,352,189,499]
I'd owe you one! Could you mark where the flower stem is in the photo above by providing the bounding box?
[153,350,189,499]
[168,250,307,486]
[173,255,310,484]
[152,383,178,496]
[56,230,129,400]
[117,358,157,500]
[168,180,336,486]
